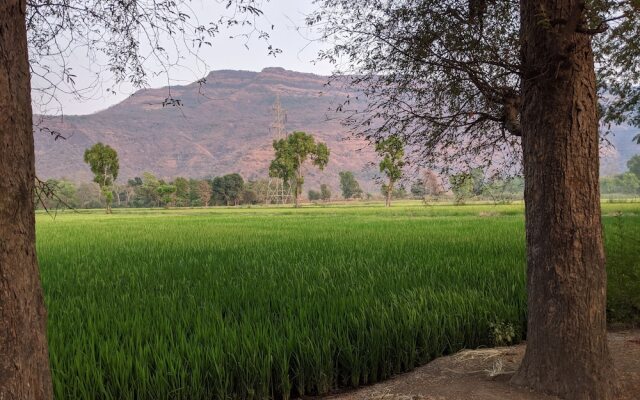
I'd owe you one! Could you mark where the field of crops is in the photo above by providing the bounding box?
[36,202,640,399]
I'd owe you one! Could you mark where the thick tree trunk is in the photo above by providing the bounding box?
[513,1,617,399]
[0,1,54,399]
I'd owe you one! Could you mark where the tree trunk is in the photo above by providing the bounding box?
[295,169,302,208]
[513,1,616,398]
[0,2,54,399]
[386,180,393,207]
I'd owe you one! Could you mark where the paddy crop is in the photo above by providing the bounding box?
[36,202,640,399]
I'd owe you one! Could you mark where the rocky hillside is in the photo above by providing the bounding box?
[34,68,380,193]
[34,67,639,193]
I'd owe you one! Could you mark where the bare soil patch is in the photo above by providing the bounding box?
[322,330,640,400]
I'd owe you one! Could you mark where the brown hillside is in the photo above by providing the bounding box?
[34,67,638,192]
[34,68,380,193]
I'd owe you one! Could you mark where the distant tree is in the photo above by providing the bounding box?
[76,182,103,209]
[196,180,212,207]
[320,184,332,201]
[410,180,426,199]
[483,176,525,204]
[628,155,640,179]
[241,187,258,205]
[308,189,321,201]
[269,131,330,207]
[469,168,486,196]
[224,173,245,206]
[449,173,474,205]
[421,170,445,199]
[157,184,177,208]
[37,179,79,210]
[375,135,405,207]
[339,171,363,199]
[211,174,245,205]
[381,184,406,200]
[83,143,119,213]
[600,172,640,195]
[245,179,270,204]
[173,177,190,207]
[138,172,161,207]
[211,176,226,205]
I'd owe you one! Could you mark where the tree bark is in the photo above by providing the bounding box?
[386,180,393,207]
[513,1,617,398]
[0,1,54,399]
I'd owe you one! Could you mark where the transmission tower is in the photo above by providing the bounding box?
[266,95,293,204]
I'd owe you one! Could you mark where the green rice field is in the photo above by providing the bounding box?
[36,202,640,399]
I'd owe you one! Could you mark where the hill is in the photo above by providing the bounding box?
[34,68,639,192]
[34,68,380,193]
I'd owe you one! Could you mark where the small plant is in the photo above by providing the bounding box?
[489,321,516,346]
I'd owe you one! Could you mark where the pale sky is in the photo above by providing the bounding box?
[32,0,333,116]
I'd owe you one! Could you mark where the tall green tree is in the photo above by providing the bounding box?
[269,132,330,207]
[211,174,245,206]
[83,143,119,213]
[339,171,363,199]
[376,135,405,207]
[223,173,245,206]
[311,1,640,397]
[173,177,190,207]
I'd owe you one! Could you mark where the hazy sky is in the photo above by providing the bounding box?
[33,0,333,115]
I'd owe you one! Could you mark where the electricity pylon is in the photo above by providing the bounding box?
[266,95,293,204]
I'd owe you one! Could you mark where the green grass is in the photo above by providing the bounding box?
[36,202,640,399]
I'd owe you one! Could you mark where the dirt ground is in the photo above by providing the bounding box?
[322,330,640,400]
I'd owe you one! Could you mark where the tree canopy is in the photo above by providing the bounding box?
[269,131,330,207]
[310,0,640,172]
[83,143,119,187]
[376,135,405,206]
[339,171,363,199]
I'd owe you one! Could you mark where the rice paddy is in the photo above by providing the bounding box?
[36,202,640,399]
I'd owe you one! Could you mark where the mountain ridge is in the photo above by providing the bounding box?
[34,68,639,192]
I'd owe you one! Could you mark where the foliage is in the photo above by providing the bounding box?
[628,154,640,179]
[606,209,640,324]
[157,185,177,208]
[482,176,525,204]
[196,180,212,207]
[410,181,426,199]
[173,177,190,207]
[449,173,474,205]
[339,171,363,199]
[381,184,407,200]
[83,143,119,187]
[36,203,639,399]
[310,0,640,171]
[212,173,245,206]
[376,135,405,206]
[269,132,330,206]
[308,189,321,201]
[600,172,640,194]
[83,143,119,212]
[320,184,331,201]
[489,321,517,347]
